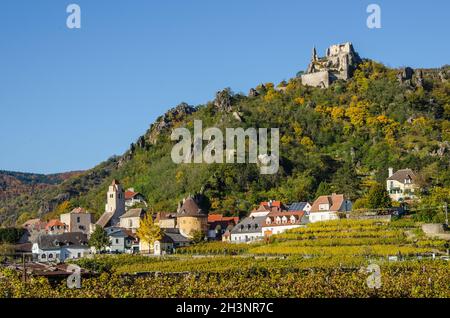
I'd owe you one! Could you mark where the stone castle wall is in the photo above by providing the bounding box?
[301,71,330,88]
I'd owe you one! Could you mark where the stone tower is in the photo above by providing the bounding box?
[105,179,125,225]
[176,196,208,238]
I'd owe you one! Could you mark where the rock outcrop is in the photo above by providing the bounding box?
[214,89,233,112]
[148,102,196,145]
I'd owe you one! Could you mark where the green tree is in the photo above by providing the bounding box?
[366,183,392,209]
[89,226,110,252]
[137,214,163,248]
[191,230,205,244]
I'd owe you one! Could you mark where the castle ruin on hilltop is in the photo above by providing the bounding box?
[301,42,362,88]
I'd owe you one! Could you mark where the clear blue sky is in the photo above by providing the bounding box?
[0,0,448,174]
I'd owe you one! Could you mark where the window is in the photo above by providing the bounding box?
[319,204,329,211]
[77,217,80,223]
[41,254,46,259]
[48,253,53,259]
[77,253,81,258]
[128,219,133,228]
[115,239,119,244]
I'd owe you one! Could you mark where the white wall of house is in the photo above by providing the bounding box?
[119,216,141,232]
[107,236,132,254]
[309,212,339,223]
[32,244,90,262]
[262,224,303,235]
[230,232,263,243]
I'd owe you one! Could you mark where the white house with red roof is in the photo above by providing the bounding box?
[262,210,307,236]
[309,193,352,223]
[125,188,147,208]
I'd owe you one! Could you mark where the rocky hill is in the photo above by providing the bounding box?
[1,44,449,226]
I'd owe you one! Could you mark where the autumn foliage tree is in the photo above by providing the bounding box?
[136,214,163,249]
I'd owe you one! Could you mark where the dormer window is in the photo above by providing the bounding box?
[319,204,329,211]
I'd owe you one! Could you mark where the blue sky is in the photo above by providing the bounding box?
[0,0,448,174]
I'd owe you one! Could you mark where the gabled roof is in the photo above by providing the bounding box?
[310,194,345,213]
[231,215,266,234]
[125,190,142,200]
[107,228,134,238]
[263,211,306,227]
[160,228,191,244]
[36,232,88,250]
[120,208,145,219]
[387,169,417,184]
[96,212,114,228]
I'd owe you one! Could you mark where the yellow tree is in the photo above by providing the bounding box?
[137,214,163,250]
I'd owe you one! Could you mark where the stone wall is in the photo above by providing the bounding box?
[301,71,330,88]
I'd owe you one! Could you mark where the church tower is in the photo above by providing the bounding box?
[105,179,125,224]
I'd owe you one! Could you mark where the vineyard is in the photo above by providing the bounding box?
[1,219,449,298]
[1,260,449,298]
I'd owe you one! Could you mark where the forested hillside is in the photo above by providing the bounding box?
[1,60,449,226]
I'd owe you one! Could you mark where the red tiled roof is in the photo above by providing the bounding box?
[310,194,345,213]
[263,211,305,227]
[207,214,239,223]
[45,219,66,230]
[125,191,139,200]
[71,207,87,214]
[261,201,283,208]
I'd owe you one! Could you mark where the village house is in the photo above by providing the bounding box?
[105,227,138,254]
[152,228,191,255]
[288,202,312,214]
[60,207,93,235]
[262,210,307,236]
[386,168,419,202]
[124,188,147,208]
[45,219,67,235]
[119,208,146,233]
[155,212,178,229]
[207,214,239,240]
[32,232,90,262]
[309,193,352,223]
[230,201,283,243]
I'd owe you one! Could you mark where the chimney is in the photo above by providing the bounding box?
[388,167,394,178]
